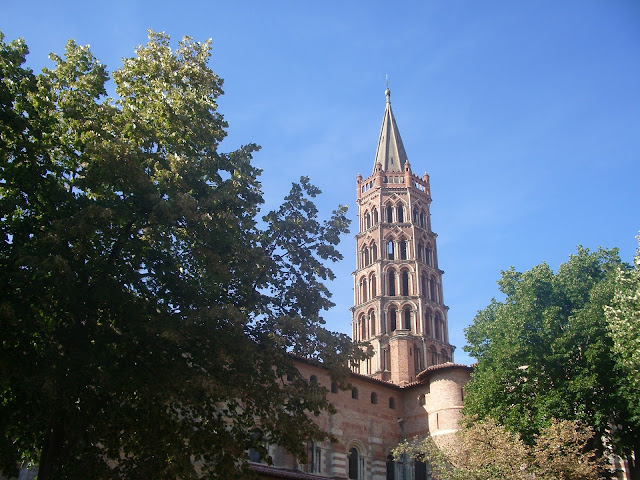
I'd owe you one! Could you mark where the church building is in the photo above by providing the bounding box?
[253,89,471,480]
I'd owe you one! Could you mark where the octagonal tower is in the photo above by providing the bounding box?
[351,89,455,386]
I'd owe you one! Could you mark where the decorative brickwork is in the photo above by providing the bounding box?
[351,89,455,386]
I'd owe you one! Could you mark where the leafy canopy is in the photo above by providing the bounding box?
[394,418,605,480]
[605,235,640,427]
[0,31,365,479]
[463,245,639,476]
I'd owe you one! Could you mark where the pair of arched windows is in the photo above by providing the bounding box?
[385,204,406,223]
[361,208,379,231]
[424,311,446,341]
[417,243,434,265]
[428,347,451,366]
[386,239,408,260]
[356,311,377,341]
[420,273,440,303]
[387,270,410,296]
[388,306,412,332]
[361,242,377,267]
[358,275,377,304]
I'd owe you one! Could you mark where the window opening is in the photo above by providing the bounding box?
[386,454,396,480]
[404,308,411,330]
[348,448,359,480]
[389,307,397,331]
[401,271,409,296]
[388,271,396,296]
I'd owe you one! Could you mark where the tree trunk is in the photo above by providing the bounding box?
[37,418,65,480]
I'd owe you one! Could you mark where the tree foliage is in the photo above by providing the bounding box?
[463,246,639,478]
[394,418,605,480]
[605,235,640,478]
[0,31,365,479]
[606,235,640,421]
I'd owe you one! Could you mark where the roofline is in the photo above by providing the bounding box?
[250,463,333,480]
[291,354,472,390]
[416,362,472,381]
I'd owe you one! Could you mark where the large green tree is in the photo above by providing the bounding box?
[605,235,640,476]
[463,246,639,478]
[0,31,364,479]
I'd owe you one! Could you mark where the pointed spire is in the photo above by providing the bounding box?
[373,87,408,173]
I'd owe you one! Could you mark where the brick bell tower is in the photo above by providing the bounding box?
[351,88,455,386]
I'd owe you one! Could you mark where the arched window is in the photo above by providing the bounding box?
[360,314,366,339]
[352,387,359,399]
[363,247,370,267]
[425,311,432,337]
[371,242,378,261]
[414,345,422,371]
[435,312,443,341]
[426,247,433,266]
[417,243,424,262]
[389,307,397,331]
[372,208,378,224]
[399,240,407,260]
[386,205,393,223]
[365,212,371,229]
[369,311,376,336]
[401,271,409,296]
[397,205,404,223]
[421,273,428,297]
[386,454,396,480]
[387,240,394,260]
[389,397,396,409]
[388,270,396,296]
[348,448,360,480]
[403,307,411,330]
[430,278,437,302]
[361,277,367,303]
[371,392,378,404]
[370,274,377,298]
[420,211,425,228]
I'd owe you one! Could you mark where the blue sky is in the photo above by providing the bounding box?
[3,1,639,365]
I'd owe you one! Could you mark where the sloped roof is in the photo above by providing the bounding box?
[373,89,409,173]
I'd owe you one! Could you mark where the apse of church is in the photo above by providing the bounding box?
[351,88,455,386]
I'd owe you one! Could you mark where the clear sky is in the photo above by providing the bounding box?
[3,1,639,366]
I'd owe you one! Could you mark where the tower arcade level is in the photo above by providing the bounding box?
[351,89,454,385]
